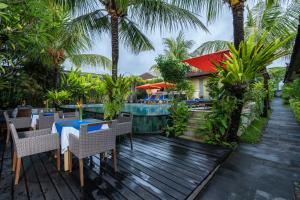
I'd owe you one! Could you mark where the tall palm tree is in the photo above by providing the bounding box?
[193,1,300,55]
[174,0,286,49]
[55,0,208,80]
[163,31,194,60]
[193,1,300,117]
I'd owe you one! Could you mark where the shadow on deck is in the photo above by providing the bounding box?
[0,135,231,200]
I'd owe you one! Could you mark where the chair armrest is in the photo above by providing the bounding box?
[116,122,132,136]
[19,128,52,138]
[16,133,59,157]
[11,117,32,129]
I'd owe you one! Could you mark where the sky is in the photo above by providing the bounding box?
[64,5,286,75]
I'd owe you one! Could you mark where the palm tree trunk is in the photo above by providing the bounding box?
[111,16,119,80]
[54,64,60,89]
[231,1,245,49]
[226,85,246,142]
[262,71,270,117]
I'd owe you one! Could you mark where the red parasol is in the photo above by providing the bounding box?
[135,84,161,90]
[150,82,176,88]
[182,50,230,72]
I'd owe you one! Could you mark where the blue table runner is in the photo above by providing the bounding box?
[54,119,103,136]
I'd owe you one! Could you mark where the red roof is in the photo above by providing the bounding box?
[182,50,230,72]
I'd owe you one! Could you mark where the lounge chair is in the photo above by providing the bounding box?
[10,124,60,185]
[68,121,117,187]
[146,95,157,104]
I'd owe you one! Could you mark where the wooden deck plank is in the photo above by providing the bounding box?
[85,159,143,200]
[119,144,205,180]
[30,155,61,199]
[122,139,214,172]
[123,138,215,171]
[90,157,161,200]
[118,151,196,192]
[39,154,77,200]
[0,135,231,200]
[13,158,29,200]
[0,144,13,200]
[21,156,44,199]
[128,138,217,168]
[138,136,223,160]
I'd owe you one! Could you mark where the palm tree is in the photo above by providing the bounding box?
[44,2,111,88]
[219,33,291,141]
[193,1,300,55]
[163,31,194,60]
[174,0,289,49]
[55,0,208,80]
[193,1,300,117]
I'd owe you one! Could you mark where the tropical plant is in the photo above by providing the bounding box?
[197,95,237,147]
[102,74,132,120]
[245,81,267,116]
[47,90,71,107]
[268,67,286,90]
[217,33,291,141]
[55,0,208,80]
[155,56,190,84]
[282,78,300,104]
[61,68,92,102]
[166,102,189,137]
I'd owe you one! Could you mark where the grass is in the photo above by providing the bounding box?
[239,117,268,144]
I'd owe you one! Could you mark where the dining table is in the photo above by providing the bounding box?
[51,118,109,171]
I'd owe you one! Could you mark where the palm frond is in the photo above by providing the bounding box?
[192,40,231,56]
[130,0,209,33]
[171,0,224,23]
[162,30,194,60]
[119,18,155,54]
[69,54,112,69]
[69,9,110,42]
[54,0,101,16]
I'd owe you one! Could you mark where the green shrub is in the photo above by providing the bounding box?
[102,75,132,120]
[239,117,268,144]
[166,102,189,137]
[282,78,300,104]
[290,100,300,123]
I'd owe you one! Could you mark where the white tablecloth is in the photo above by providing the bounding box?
[51,123,109,154]
[31,114,39,129]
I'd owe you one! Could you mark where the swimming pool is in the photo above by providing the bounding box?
[61,104,171,134]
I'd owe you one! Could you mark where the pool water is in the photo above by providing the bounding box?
[84,104,171,116]
[61,104,171,134]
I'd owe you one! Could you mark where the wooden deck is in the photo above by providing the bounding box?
[0,135,231,200]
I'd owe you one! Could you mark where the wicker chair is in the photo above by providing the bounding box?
[9,124,60,185]
[69,121,117,187]
[16,108,32,117]
[4,111,32,144]
[117,113,133,150]
[37,113,55,129]
[54,111,79,122]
